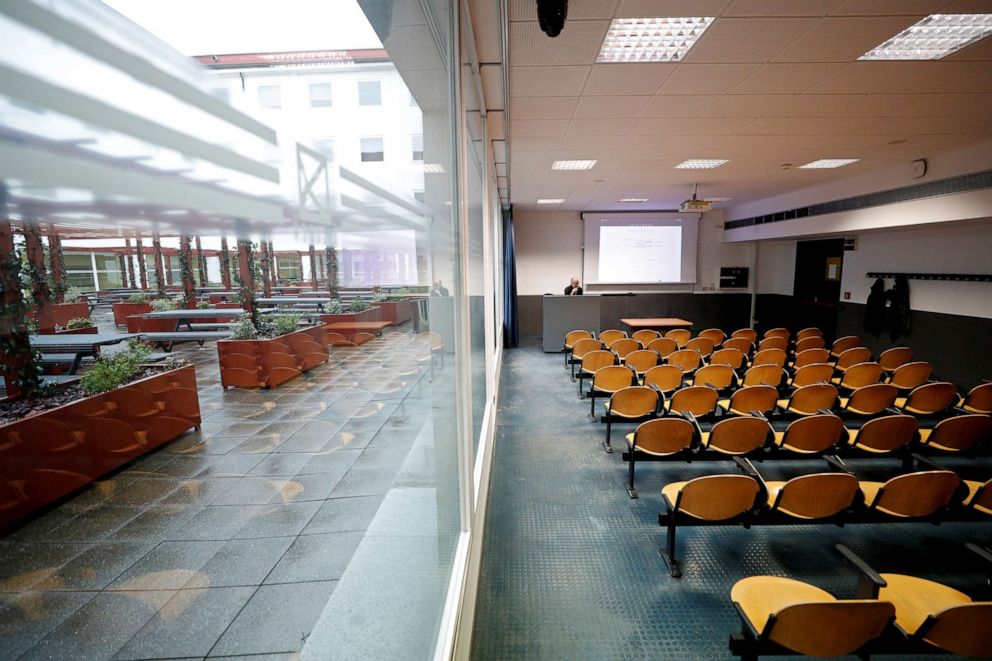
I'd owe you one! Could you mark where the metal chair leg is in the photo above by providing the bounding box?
[604,414,613,453]
[660,517,682,578]
[590,392,596,418]
[626,450,638,499]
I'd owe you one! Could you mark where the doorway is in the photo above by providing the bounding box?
[793,238,844,338]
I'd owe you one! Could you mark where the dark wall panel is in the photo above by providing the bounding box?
[518,295,544,336]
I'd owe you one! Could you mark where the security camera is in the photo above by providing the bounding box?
[537,0,568,37]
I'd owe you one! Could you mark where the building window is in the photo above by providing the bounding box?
[257,84,281,109]
[411,134,424,161]
[276,256,302,280]
[309,83,332,108]
[313,139,335,162]
[360,137,384,162]
[358,80,381,106]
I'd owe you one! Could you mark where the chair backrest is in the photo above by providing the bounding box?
[831,335,862,355]
[780,414,845,453]
[693,364,734,390]
[768,601,895,658]
[920,603,992,658]
[667,349,702,373]
[764,327,790,340]
[630,417,694,455]
[731,328,758,343]
[752,348,787,367]
[592,365,635,393]
[722,337,754,355]
[624,349,658,375]
[796,327,823,340]
[835,347,872,370]
[924,414,992,452]
[903,381,958,415]
[793,348,830,369]
[871,470,961,517]
[706,416,772,454]
[878,346,913,371]
[631,329,660,346]
[840,362,883,388]
[697,328,726,345]
[792,363,835,388]
[743,364,785,388]
[845,384,898,416]
[889,361,932,390]
[709,347,746,370]
[727,385,779,416]
[670,474,760,520]
[607,386,659,418]
[967,479,992,513]
[599,329,627,347]
[610,338,640,360]
[665,328,691,347]
[647,337,678,358]
[580,350,616,374]
[643,365,684,394]
[669,385,719,417]
[570,337,602,360]
[853,414,919,453]
[794,336,826,352]
[564,329,593,348]
[685,336,715,357]
[758,336,789,352]
[962,382,992,414]
[786,383,838,415]
[773,473,861,519]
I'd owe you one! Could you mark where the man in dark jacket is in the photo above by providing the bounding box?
[564,277,582,295]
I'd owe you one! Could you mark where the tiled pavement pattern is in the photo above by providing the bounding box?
[471,338,991,660]
[1,309,439,660]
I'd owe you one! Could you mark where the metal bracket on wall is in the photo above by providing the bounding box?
[866,272,992,282]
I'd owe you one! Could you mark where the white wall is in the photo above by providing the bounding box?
[755,240,796,295]
[840,221,992,318]
[513,208,755,296]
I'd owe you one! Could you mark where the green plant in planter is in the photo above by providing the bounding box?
[80,339,151,395]
[228,316,259,340]
[63,286,84,303]
[150,298,177,311]
[197,301,211,309]
[65,317,94,330]
[127,293,149,304]
[325,299,342,314]
[161,355,189,370]
[349,298,370,312]
[273,314,301,336]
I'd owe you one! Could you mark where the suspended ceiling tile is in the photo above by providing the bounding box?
[510,66,591,97]
[470,0,504,61]
[480,64,504,110]
[509,118,570,137]
[573,95,650,118]
[565,118,633,135]
[495,163,507,176]
[511,96,579,119]
[773,93,917,118]
[828,0,949,15]
[731,62,846,93]
[487,111,506,140]
[683,18,817,63]
[856,115,992,135]
[735,116,872,135]
[559,134,619,149]
[771,16,922,62]
[678,116,755,135]
[511,136,563,151]
[891,93,992,117]
[623,117,694,135]
[509,0,619,21]
[701,94,796,116]
[723,0,846,17]
[878,62,992,94]
[944,33,992,61]
[658,64,763,94]
[509,20,610,66]
[638,94,722,117]
[582,64,676,95]
[492,140,507,161]
[614,0,731,17]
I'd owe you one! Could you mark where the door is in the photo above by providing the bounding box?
[793,238,844,338]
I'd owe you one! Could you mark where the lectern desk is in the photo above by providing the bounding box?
[542,294,601,352]
[620,318,693,334]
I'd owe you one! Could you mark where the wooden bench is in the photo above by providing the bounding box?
[187,323,234,331]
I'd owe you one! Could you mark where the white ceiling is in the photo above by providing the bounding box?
[506,0,992,211]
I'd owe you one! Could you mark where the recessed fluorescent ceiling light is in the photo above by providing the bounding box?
[422,163,446,173]
[597,17,715,62]
[537,198,565,204]
[860,14,992,60]
[707,197,732,202]
[552,160,596,170]
[798,159,859,169]
[675,159,728,169]
[619,198,648,203]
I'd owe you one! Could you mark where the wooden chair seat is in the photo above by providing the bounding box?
[765,473,860,519]
[774,414,845,454]
[662,474,760,521]
[861,470,961,518]
[700,416,772,455]
[847,414,918,454]
[961,382,992,414]
[917,414,992,452]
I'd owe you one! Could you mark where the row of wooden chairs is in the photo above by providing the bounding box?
[658,454,990,578]
[729,543,992,659]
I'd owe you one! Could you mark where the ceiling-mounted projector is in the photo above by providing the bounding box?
[537,0,568,37]
[679,183,713,213]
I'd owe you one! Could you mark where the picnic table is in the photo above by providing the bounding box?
[30,333,143,374]
[255,297,334,313]
[139,308,251,332]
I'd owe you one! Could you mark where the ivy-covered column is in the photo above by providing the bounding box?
[23,222,55,333]
[46,223,66,303]
[178,234,196,308]
[124,238,136,290]
[135,236,148,290]
[0,219,42,398]
[308,245,318,290]
[151,232,165,296]
[325,246,338,299]
[118,253,129,289]
[236,239,257,326]
[194,235,207,286]
[163,254,173,286]
[259,240,273,297]
[219,236,232,290]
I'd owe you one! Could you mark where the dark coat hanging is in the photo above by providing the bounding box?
[887,274,912,341]
[864,277,887,337]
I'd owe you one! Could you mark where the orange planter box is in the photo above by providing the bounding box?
[0,365,201,531]
[319,306,382,325]
[217,324,332,390]
[113,302,153,326]
[377,300,412,325]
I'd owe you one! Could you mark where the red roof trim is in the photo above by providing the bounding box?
[194,49,390,68]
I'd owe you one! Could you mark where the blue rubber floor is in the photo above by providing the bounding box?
[471,339,991,660]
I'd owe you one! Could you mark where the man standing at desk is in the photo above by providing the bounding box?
[564,277,582,296]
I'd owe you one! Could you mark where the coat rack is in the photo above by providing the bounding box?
[866,272,992,282]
